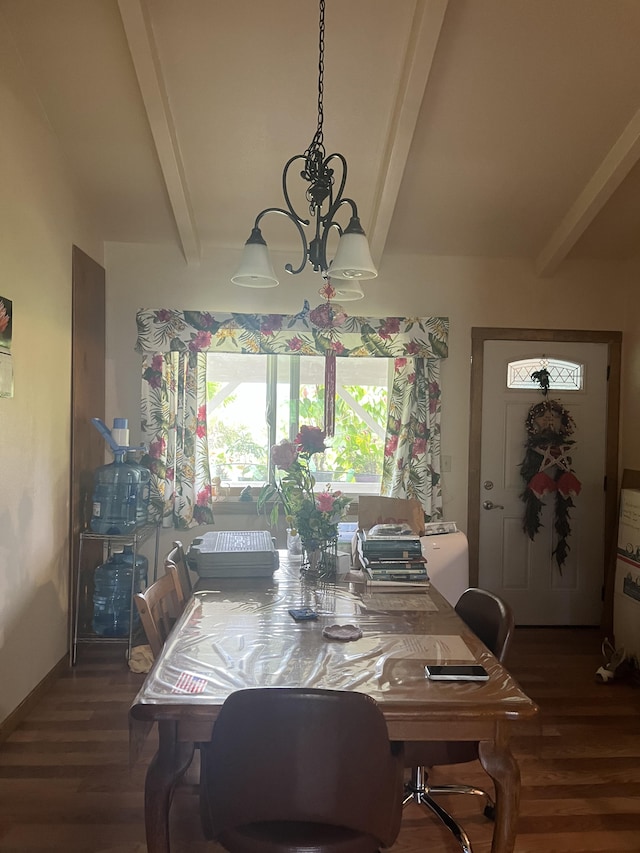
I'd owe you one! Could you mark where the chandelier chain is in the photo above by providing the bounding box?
[232,0,376,290]
[316,0,325,149]
[302,0,330,211]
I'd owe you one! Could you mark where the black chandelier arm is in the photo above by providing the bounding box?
[327,190,361,222]
[321,152,347,210]
[252,207,310,276]
[282,153,318,223]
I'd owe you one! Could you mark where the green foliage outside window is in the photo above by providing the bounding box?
[206,378,387,483]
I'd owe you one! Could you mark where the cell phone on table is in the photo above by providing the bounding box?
[425,664,489,681]
[288,607,318,621]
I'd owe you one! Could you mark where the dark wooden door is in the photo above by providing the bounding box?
[69,246,105,643]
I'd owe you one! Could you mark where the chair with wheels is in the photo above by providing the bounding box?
[199,687,405,853]
[133,564,185,657]
[402,587,515,853]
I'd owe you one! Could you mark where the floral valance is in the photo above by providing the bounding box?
[135,307,448,360]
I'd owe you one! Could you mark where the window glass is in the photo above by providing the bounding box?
[206,353,269,483]
[507,358,583,391]
[206,353,388,491]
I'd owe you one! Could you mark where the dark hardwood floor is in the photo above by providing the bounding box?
[1,627,639,852]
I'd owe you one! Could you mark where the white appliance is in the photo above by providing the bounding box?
[420,526,469,606]
[613,486,640,658]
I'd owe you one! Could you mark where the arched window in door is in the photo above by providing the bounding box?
[506,357,583,391]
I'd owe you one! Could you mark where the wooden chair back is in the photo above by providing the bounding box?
[134,565,185,657]
[165,539,193,598]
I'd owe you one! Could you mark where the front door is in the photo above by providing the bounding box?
[478,339,609,625]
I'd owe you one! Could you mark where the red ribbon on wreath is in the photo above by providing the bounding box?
[519,372,581,572]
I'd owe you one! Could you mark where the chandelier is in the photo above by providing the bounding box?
[231,0,377,301]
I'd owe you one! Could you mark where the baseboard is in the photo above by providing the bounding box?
[0,655,69,744]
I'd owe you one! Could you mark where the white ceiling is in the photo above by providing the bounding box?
[3,0,640,277]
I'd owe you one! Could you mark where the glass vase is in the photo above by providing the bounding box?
[287,528,303,558]
[301,537,338,582]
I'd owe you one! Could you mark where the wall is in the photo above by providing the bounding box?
[618,258,640,474]
[0,24,102,724]
[104,241,631,561]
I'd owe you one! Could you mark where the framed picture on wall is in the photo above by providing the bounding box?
[0,296,11,349]
[0,296,14,397]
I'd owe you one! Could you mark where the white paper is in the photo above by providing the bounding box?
[385,634,476,662]
[0,351,13,398]
[362,593,437,612]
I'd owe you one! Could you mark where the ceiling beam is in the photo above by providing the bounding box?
[118,0,200,266]
[368,0,449,264]
[536,107,640,277]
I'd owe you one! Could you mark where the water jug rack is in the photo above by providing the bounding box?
[71,523,160,665]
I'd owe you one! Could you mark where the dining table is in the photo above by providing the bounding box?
[129,553,539,853]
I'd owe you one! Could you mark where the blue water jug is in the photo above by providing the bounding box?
[90,451,141,534]
[119,544,149,585]
[92,550,147,637]
[127,454,151,526]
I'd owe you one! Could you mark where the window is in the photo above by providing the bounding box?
[206,353,389,493]
[507,357,583,391]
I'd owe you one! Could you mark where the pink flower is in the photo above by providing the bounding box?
[0,301,9,334]
[412,438,426,457]
[557,471,582,498]
[196,485,212,506]
[189,330,212,352]
[395,358,407,370]
[288,336,303,351]
[155,309,173,322]
[149,438,166,459]
[528,471,556,499]
[385,435,399,456]
[151,355,164,372]
[316,492,336,513]
[271,439,298,470]
[295,425,326,455]
[196,404,207,437]
[378,318,400,339]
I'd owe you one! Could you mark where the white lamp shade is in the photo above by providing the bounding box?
[331,279,364,301]
[329,231,378,280]
[231,242,279,288]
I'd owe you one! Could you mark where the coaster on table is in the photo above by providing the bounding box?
[322,624,363,642]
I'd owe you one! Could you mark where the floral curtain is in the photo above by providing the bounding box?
[135,308,448,360]
[140,351,214,529]
[136,307,448,525]
[381,357,442,521]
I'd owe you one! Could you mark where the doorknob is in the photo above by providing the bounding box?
[482,500,504,510]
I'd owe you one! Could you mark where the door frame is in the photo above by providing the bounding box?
[467,327,622,632]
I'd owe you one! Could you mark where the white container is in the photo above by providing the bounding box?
[420,530,469,606]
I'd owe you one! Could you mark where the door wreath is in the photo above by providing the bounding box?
[519,369,581,572]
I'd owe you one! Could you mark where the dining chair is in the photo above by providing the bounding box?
[164,539,193,598]
[199,687,405,853]
[133,564,185,658]
[402,587,515,853]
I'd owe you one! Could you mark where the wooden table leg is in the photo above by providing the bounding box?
[144,720,195,853]
[478,723,520,853]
